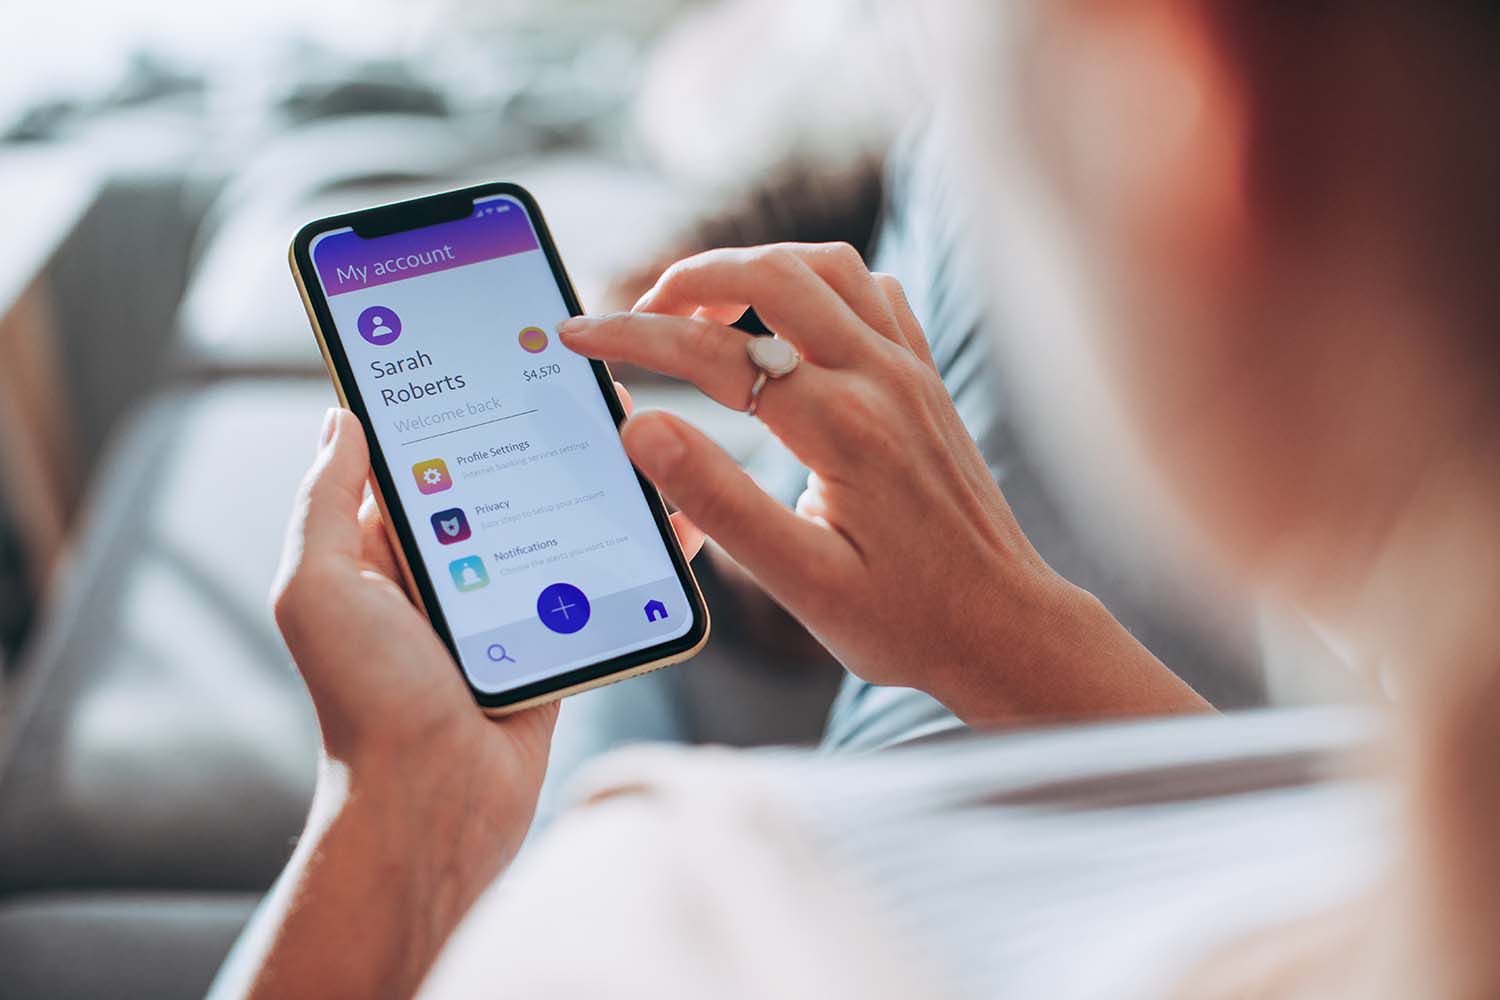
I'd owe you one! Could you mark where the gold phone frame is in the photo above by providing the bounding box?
[288,182,709,715]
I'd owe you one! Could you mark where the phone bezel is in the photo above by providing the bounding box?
[289,181,709,711]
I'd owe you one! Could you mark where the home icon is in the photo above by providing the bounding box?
[643,599,669,623]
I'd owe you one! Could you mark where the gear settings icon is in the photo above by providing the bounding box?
[412,458,452,495]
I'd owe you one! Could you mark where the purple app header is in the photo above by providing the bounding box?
[312,200,539,296]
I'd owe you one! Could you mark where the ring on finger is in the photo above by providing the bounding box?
[745,336,801,418]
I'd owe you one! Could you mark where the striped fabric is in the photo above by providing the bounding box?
[773,707,1384,998]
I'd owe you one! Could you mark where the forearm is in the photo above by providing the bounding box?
[239,757,504,1000]
[932,578,1212,727]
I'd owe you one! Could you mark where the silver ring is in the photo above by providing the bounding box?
[745,337,801,417]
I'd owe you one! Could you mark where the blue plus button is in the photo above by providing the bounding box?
[536,582,590,634]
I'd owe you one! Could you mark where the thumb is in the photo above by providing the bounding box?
[279,408,371,578]
[621,410,848,601]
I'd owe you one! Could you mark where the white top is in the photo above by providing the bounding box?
[422,707,1389,999]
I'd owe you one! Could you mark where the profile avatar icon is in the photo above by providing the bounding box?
[357,305,402,346]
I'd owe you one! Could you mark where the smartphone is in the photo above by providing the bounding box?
[289,182,709,713]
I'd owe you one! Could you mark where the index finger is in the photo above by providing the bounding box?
[633,245,876,366]
[640,243,905,348]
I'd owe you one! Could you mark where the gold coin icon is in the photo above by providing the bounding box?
[518,326,549,353]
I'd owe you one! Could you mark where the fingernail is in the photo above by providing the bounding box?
[555,316,591,337]
[624,417,685,477]
[318,407,339,448]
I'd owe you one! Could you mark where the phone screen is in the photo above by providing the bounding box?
[303,192,698,700]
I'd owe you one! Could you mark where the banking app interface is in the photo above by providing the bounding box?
[311,197,692,694]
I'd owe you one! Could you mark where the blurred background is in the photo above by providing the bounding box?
[0,0,916,637]
[0,3,921,995]
[0,2,1330,996]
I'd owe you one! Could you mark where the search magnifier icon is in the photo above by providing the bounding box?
[486,643,516,664]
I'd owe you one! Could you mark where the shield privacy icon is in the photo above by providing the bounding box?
[430,507,471,545]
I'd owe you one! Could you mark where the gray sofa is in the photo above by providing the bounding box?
[0,386,325,998]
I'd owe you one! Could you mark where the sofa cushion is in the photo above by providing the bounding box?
[0,382,332,893]
[0,892,257,1000]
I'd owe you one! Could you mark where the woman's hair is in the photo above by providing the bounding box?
[1203,3,1500,381]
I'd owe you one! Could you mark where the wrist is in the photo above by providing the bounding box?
[321,735,528,887]
[930,571,1209,726]
[248,754,510,1000]
[320,752,516,931]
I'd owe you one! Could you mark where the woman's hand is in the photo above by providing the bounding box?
[273,391,701,819]
[246,408,556,999]
[248,401,701,1000]
[272,408,557,840]
[559,243,1207,724]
